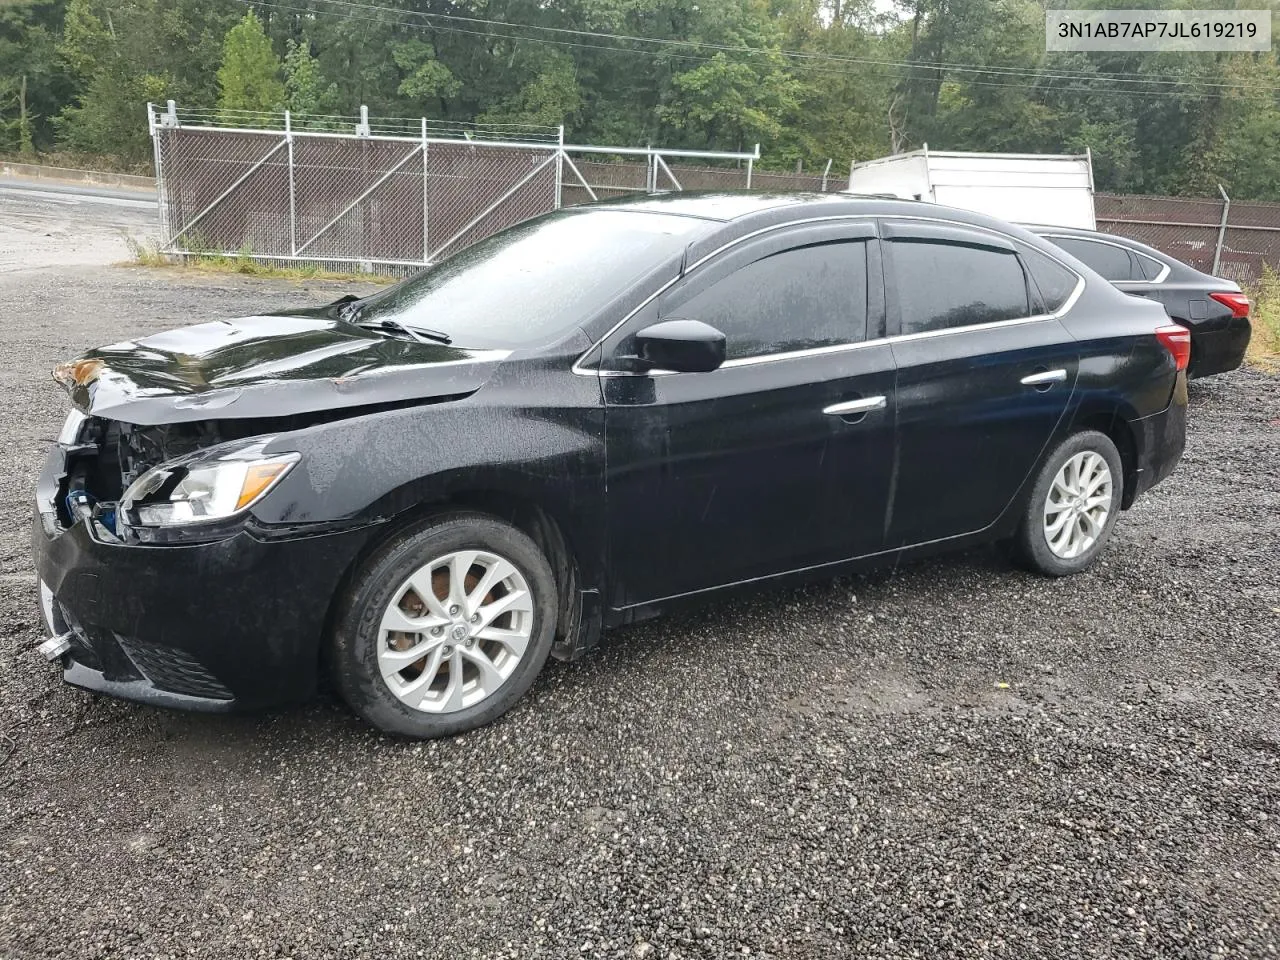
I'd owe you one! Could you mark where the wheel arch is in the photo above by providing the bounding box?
[1066,405,1141,509]
[318,482,594,688]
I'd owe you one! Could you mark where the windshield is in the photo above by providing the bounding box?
[351,209,707,348]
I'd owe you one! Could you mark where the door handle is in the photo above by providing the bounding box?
[823,396,887,417]
[1020,369,1067,386]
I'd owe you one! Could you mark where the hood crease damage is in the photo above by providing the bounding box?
[54,313,508,426]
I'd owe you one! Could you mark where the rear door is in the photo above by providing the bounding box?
[881,220,1083,547]
[600,221,897,607]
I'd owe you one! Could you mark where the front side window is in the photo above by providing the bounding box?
[887,239,1030,336]
[1049,236,1135,282]
[668,241,869,361]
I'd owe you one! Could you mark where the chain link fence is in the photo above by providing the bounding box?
[152,103,839,273]
[1096,191,1280,284]
[157,103,1280,285]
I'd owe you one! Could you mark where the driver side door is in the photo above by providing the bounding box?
[598,221,898,609]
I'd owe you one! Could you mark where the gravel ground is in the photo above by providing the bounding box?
[1,193,1278,958]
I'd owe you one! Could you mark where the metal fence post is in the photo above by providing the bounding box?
[285,110,297,256]
[821,158,833,192]
[555,125,564,209]
[421,117,430,264]
[147,102,168,248]
[746,155,754,189]
[1213,184,1230,276]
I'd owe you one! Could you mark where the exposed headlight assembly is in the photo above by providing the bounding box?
[121,438,299,530]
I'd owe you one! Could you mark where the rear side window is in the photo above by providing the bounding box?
[887,239,1030,336]
[670,241,868,360]
[1018,244,1080,313]
[1050,236,1135,281]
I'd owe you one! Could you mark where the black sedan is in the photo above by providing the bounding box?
[33,194,1188,738]
[1031,225,1252,378]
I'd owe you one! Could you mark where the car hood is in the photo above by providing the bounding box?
[54,314,509,425]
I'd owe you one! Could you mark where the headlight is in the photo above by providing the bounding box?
[121,439,299,528]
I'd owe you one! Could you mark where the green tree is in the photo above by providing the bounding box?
[479,54,581,129]
[217,10,284,122]
[284,37,337,119]
[392,38,460,116]
[0,1,71,155]
[55,0,238,162]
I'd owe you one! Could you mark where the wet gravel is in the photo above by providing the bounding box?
[1,244,1279,957]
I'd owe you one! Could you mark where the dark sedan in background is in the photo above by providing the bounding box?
[33,194,1188,738]
[1032,226,1252,378]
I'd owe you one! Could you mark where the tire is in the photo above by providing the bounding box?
[331,510,558,738]
[1012,430,1125,577]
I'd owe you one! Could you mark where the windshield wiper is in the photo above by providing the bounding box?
[362,318,453,345]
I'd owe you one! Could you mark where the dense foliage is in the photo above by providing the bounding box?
[3,0,1280,198]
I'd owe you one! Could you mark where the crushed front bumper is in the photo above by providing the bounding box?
[32,508,377,713]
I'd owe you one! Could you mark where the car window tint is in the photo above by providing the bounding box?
[352,210,705,348]
[1018,244,1080,313]
[670,241,868,360]
[1136,252,1166,280]
[1050,237,1135,281]
[887,240,1030,335]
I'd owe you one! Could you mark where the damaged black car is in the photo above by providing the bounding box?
[33,193,1188,738]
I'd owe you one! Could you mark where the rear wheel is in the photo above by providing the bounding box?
[332,511,558,738]
[1012,430,1124,577]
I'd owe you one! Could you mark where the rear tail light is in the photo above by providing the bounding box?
[1208,291,1251,318]
[1156,324,1192,372]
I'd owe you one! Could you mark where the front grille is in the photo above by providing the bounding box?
[115,637,233,700]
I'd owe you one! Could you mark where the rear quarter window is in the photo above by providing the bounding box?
[1136,252,1167,281]
[1018,244,1081,314]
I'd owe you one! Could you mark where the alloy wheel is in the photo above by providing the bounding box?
[377,550,534,713]
[1043,451,1113,560]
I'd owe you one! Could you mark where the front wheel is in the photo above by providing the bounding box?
[1012,430,1124,577]
[331,511,558,738]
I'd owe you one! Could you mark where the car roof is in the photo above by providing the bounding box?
[589,191,1059,264]
[593,190,983,224]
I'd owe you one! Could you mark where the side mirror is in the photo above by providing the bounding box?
[629,319,726,373]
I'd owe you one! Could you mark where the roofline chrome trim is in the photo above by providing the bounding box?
[1037,232,1171,284]
[572,212,1086,377]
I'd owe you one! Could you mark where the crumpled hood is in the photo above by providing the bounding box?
[55,314,509,425]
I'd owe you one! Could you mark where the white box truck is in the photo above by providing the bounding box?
[845,147,1096,228]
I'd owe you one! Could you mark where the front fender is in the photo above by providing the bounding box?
[249,356,607,591]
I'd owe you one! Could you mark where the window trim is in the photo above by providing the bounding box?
[573,214,1085,377]
[1039,233,1171,285]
